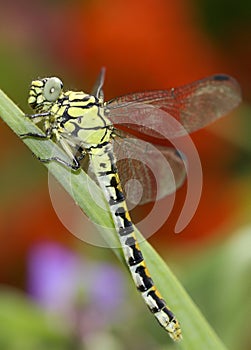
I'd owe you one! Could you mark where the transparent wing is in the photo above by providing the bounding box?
[81,136,186,205]
[105,74,242,139]
[113,137,186,205]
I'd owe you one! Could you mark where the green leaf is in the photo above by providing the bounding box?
[0,286,71,350]
[184,226,251,350]
[0,88,228,349]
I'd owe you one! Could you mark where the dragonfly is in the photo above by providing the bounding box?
[22,68,241,341]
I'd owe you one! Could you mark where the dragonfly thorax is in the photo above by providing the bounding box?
[60,92,113,147]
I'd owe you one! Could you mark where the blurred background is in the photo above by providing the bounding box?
[0,0,251,349]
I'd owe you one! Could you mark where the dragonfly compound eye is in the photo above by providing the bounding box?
[43,77,63,102]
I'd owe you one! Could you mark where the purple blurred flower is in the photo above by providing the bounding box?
[27,242,125,334]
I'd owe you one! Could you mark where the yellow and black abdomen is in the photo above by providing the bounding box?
[91,143,182,341]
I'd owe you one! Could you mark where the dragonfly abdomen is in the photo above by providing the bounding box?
[91,143,182,341]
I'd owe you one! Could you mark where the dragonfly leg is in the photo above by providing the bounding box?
[20,132,49,139]
[25,112,50,119]
[36,154,81,170]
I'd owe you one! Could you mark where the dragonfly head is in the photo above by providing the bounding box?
[28,77,63,112]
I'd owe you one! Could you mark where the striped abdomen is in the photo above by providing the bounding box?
[91,142,182,341]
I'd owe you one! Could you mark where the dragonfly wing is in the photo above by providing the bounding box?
[106,74,242,139]
[113,137,187,205]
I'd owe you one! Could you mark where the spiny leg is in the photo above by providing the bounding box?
[20,130,82,171]
[36,155,81,170]
[20,132,50,139]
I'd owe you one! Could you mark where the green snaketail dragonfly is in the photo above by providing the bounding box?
[22,69,241,341]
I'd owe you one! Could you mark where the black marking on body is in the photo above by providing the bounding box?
[118,226,134,236]
[104,150,118,177]
[90,141,109,149]
[98,107,111,144]
[71,101,97,109]
[57,96,69,105]
[98,162,117,176]
[125,236,144,266]
[31,90,43,99]
[70,121,84,137]
[57,106,71,126]
[135,265,154,292]
[104,163,117,176]
[162,307,175,322]
[147,290,166,313]
[107,176,125,205]
[69,123,109,137]
[104,156,117,171]
[115,207,132,226]
[109,195,125,205]
[69,96,96,103]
